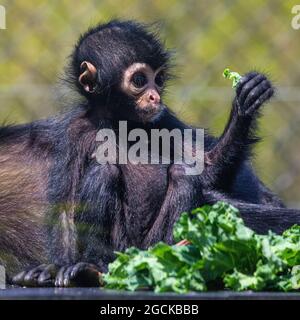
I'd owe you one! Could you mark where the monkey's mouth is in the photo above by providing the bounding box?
[137,104,165,122]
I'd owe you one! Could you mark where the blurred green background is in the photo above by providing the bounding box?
[0,0,300,206]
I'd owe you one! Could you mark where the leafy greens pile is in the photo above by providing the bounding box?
[103,202,300,293]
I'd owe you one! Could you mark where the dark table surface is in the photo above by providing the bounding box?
[1,288,300,300]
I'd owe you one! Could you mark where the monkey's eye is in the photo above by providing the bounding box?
[131,72,147,88]
[155,71,165,87]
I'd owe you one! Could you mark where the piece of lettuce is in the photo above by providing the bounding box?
[103,202,300,293]
[223,68,242,88]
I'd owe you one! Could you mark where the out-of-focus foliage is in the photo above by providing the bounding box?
[0,0,300,205]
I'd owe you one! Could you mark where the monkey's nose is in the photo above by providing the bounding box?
[148,91,160,105]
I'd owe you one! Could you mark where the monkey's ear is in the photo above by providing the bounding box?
[79,61,97,93]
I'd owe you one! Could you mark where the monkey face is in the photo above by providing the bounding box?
[78,61,167,123]
[75,21,172,123]
[120,63,166,123]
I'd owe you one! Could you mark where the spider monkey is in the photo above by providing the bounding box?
[0,20,299,288]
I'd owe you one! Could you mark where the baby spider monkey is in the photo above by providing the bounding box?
[0,20,298,288]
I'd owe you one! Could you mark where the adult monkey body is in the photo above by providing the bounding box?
[0,20,299,287]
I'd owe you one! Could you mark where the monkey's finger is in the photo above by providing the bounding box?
[38,264,58,287]
[23,264,47,287]
[62,266,75,287]
[243,80,272,109]
[238,74,266,105]
[236,72,258,96]
[245,88,274,116]
[70,262,88,278]
[55,266,69,287]
[12,271,27,286]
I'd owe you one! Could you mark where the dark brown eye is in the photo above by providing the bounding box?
[155,71,165,87]
[131,72,147,88]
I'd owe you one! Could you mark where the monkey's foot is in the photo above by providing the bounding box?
[12,262,102,288]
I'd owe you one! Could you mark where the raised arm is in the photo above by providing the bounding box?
[203,72,274,189]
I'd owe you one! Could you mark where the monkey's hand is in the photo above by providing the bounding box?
[234,72,274,117]
[54,262,102,287]
[12,264,59,287]
[12,262,102,288]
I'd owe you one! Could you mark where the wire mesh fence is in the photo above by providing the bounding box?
[0,0,300,206]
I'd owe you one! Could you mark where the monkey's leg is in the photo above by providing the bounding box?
[237,204,300,234]
[54,164,124,287]
[40,164,122,288]
[204,72,274,189]
[143,164,203,247]
[203,190,300,234]
[13,164,124,287]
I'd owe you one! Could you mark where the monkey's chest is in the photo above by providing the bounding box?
[120,163,169,245]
